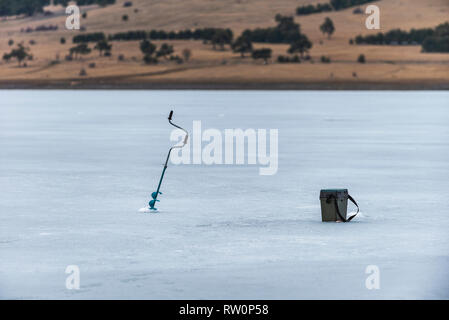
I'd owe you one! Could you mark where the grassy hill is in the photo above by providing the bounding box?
[0,0,448,89]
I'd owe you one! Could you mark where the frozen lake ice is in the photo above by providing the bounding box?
[0,90,448,299]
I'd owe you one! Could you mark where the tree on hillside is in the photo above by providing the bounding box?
[422,22,449,53]
[357,54,366,63]
[288,34,312,58]
[232,36,253,58]
[182,48,192,62]
[320,17,335,39]
[140,40,156,56]
[422,36,449,53]
[434,22,449,36]
[2,53,12,63]
[69,43,91,59]
[3,43,31,66]
[94,39,112,56]
[211,29,233,50]
[156,43,174,60]
[275,14,300,34]
[140,40,158,64]
[274,14,302,43]
[252,48,272,64]
[97,0,116,7]
[241,14,303,44]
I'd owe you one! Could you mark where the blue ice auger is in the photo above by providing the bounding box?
[149,110,189,211]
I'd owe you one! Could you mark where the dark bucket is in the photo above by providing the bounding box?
[320,189,359,222]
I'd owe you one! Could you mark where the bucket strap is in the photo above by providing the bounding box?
[328,194,359,222]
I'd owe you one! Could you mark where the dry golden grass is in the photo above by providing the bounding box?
[0,0,448,87]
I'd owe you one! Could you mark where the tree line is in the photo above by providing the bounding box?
[241,14,309,44]
[3,13,339,67]
[0,0,115,17]
[53,0,115,6]
[73,32,107,43]
[73,28,235,51]
[351,22,449,53]
[70,14,317,64]
[297,0,378,16]
[108,28,234,43]
[73,15,312,46]
[0,0,48,16]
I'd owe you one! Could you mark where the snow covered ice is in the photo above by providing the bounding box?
[0,90,448,299]
[138,207,158,214]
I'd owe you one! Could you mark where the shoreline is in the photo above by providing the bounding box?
[1,80,448,90]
